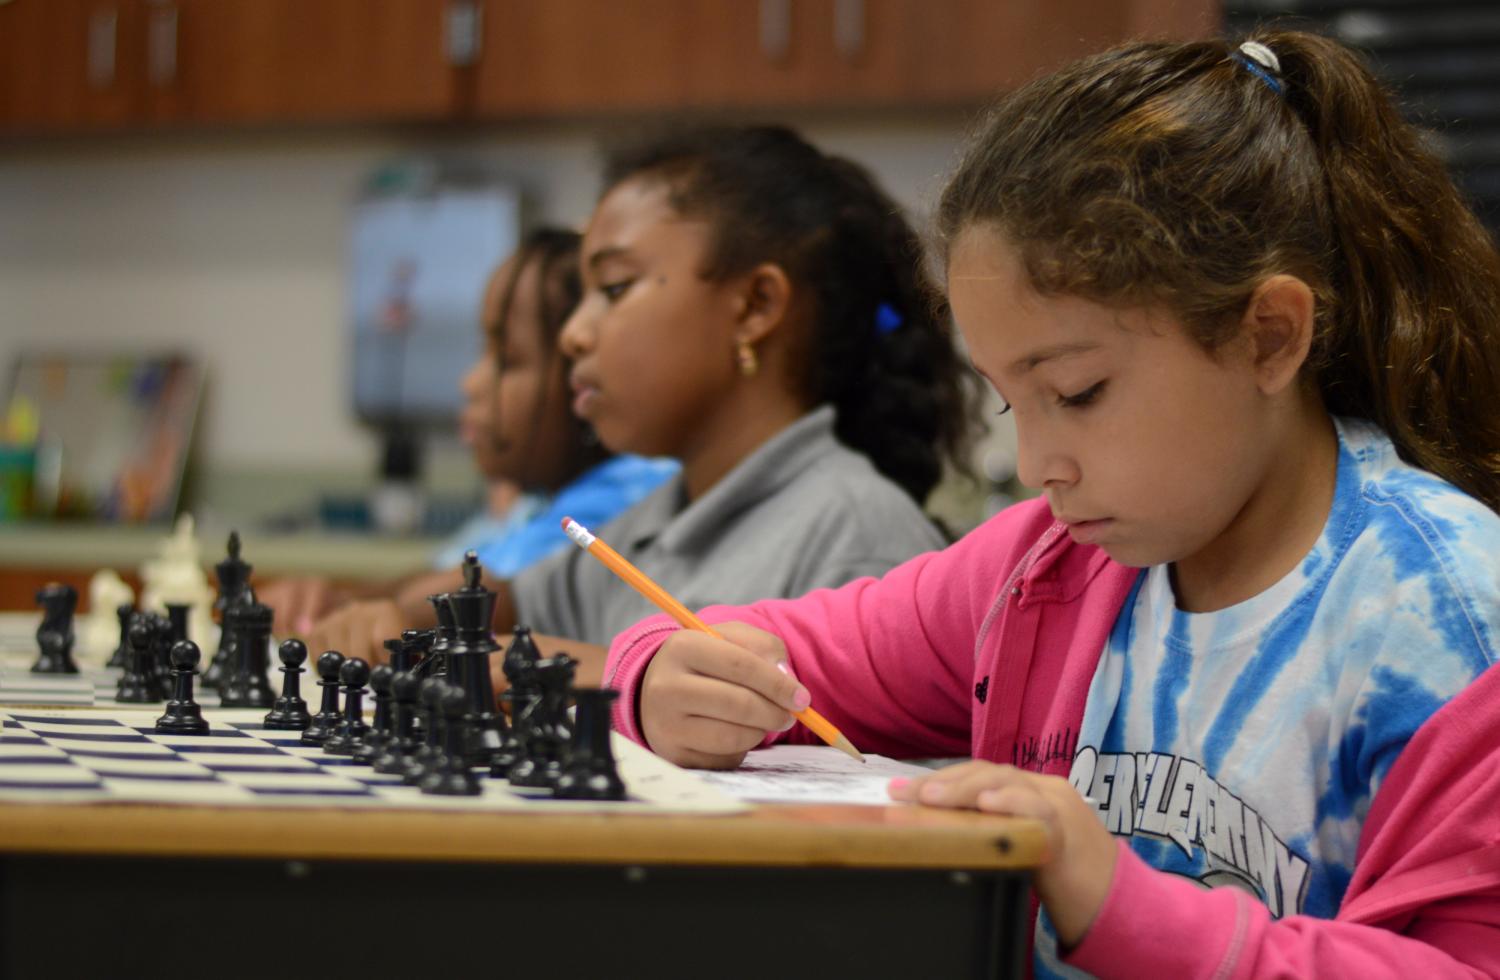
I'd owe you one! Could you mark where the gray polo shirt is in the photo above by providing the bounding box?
[511,405,946,646]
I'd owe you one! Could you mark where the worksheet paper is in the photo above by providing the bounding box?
[697,745,935,805]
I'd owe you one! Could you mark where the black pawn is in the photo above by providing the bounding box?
[554,688,626,801]
[300,650,345,746]
[421,685,480,796]
[31,583,79,675]
[404,677,448,785]
[323,657,370,755]
[374,671,421,775]
[116,618,162,703]
[263,639,312,730]
[156,640,210,735]
[107,602,134,668]
[351,665,395,765]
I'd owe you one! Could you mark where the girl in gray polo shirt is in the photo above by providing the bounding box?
[512,125,976,653]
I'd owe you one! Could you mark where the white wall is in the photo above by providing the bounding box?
[0,112,1012,490]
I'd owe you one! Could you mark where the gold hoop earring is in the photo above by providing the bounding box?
[736,340,759,378]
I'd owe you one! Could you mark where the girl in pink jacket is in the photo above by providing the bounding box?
[605,29,1500,978]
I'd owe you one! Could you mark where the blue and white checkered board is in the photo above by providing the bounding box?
[0,707,745,815]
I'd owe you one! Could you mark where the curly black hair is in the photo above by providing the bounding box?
[601,125,975,504]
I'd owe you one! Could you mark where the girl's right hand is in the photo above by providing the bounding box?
[260,576,345,637]
[639,622,810,769]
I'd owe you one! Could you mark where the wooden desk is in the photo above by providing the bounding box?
[0,799,1044,978]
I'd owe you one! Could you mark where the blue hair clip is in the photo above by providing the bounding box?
[875,302,904,335]
[1233,41,1284,97]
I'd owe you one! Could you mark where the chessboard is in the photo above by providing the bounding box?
[0,611,251,709]
[0,611,216,708]
[0,655,244,708]
[0,706,746,815]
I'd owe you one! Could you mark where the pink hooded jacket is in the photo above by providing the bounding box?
[605,497,1500,977]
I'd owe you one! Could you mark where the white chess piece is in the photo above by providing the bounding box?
[79,569,134,662]
[140,513,216,645]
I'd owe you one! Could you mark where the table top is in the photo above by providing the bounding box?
[0,798,1047,871]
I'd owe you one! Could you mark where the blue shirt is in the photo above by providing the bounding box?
[434,456,678,578]
[431,494,548,571]
[1036,417,1500,977]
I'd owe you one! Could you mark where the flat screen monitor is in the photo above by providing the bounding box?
[349,183,521,427]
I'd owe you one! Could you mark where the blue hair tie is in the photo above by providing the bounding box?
[1233,41,1284,97]
[875,302,904,335]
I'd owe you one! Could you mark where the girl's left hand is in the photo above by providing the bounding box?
[888,761,1118,948]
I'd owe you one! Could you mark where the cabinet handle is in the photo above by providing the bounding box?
[834,0,864,61]
[86,7,118,89]
[147,2,178,88]
[759,0,791,62]
[445,0,482,67]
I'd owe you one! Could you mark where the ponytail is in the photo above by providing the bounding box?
[603,125,976,503]
[938,29,1500,510]
[808,157,974,504]
[1265,29,1500,510]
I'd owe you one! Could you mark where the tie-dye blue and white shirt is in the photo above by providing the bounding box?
[1036,416,1500,978]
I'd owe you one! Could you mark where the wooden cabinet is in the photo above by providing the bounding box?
[0,0,148,130]
[0,0,1220,132]
[0,0,464,132]
[475,0,1220,117]
[143,0,463,125]
[837,0,1219,106]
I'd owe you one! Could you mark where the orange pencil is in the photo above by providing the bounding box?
[561,517,865,763]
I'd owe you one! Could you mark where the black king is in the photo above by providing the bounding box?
[442,551,510,768]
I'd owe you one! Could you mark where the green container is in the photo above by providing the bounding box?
[0,444,35,521]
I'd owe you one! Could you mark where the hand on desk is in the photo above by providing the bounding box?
[640,622,807,770]
[298,597,608,715]
[887,761,1118,949]
[267,569,464,655]
[306,599,405,668]
[260,577,351,636]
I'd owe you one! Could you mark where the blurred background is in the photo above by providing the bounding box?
[1,0,1495,604]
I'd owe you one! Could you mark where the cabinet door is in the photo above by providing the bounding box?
[473,0,1218,117]
[887,0,1220,104]
[0,0,147,131]
[142,0,462,125]
[786,0,1220,108]
[479,0,865,115]
[476,0,696,114]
